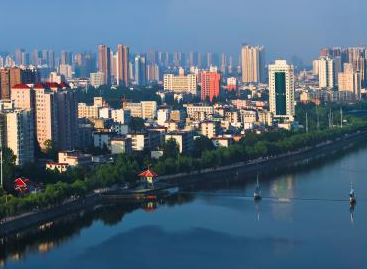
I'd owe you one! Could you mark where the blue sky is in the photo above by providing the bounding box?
[1,0,367,62]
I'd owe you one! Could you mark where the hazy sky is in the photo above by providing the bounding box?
[1,0,367,63]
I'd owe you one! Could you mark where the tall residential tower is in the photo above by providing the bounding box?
[269,60,295,120]
[241,45,265,83]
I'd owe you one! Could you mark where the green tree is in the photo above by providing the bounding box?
[0,147,16,191]
[129,117,145,132]
[44,140,58,160]
[192,136,215,158]
[162,139,179,159]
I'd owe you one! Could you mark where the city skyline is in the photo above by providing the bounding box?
[1,0,367,62]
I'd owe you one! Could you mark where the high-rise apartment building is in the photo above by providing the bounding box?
[241,45,265,83]
[135,55,146,86]
[318,57,335,89]
[147,64,160,83]
[15,49,25,66]
[0,100,35,166]
[61,50,73,65]
[31,50,41,66]
[117,45,130,87]
[268,60,295,120]
[12,83,78,151]
[98,45,111,86]
[163,74,197,94]
[11,83,58,150]
[49,83,78,150]
[201,71,220,102]
[0,67,22,99]
[354,56,366,87]
[338,63,361,100]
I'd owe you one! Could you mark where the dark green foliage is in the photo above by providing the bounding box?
[129,117,146,132]
[162,139,180,159]
[192,136,215,158]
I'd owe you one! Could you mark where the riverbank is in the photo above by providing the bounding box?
[0,129,366,238]
[159,130,367,185]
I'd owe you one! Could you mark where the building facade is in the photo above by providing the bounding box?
[241,45,265,83]
[201,71,220,102]
[268,60,295,120]
[163,74,197,95]
[98,45,111,86]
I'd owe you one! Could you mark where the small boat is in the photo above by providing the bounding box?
[254,175,262,201]
[350,183,356,204]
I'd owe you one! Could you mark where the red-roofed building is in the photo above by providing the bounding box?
[12,83,30,90]
[14,177,42,194]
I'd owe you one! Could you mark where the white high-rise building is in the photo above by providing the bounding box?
[268,60,295,121]
[312,60,319,75]
[241,45,265,83]
[338,63,361,100]
[163,74,197,95]
[318,57,335,89]
[0,101,35,166]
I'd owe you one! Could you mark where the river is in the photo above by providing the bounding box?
[2,143,367,269]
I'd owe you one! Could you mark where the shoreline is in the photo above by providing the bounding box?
[0,129,366,237]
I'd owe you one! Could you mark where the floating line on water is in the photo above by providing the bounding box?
[179,191,354,203]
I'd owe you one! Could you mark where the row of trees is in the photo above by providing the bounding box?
[152,118,367,175]
[0,154,141,219]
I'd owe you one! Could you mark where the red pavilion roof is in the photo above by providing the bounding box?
[14,177,30,187]
[138,170,157,177]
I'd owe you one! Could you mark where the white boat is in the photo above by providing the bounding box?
[350,182,356,204]
[254,175,262,200]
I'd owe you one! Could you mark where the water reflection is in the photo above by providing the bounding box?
[0,194,195,267]
[1,141,367,268]
[270,174,296,199]
[254,201,261,221]
[75,226,301,269]
[350,203,355,225]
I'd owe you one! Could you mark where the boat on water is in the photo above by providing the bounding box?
[350,183,356,204]
[254,175,262,201]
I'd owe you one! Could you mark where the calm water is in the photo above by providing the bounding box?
[3,144,367,269]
